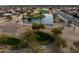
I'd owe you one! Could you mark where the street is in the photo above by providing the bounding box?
[56,10,79,26]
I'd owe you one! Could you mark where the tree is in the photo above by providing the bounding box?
[19,29,44,52]
[51,27,67,48]
[53,13,57,23]
[49,7,52,10]
[39,11,42,24]
[6,15,12,21]
[67,20,72,27]
[22,15,26,26]
[31,8,34,23]
[27,8,34,23]
[27,18,32,22]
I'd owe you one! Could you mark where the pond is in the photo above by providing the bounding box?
[19,14,54,26]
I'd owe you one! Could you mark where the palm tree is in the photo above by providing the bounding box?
[39,11,42,24]
[53,13,57,23]
[22,15,26,26]
[31,8,34,23]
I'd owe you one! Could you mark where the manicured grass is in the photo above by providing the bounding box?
[31,13,45,19]
[39,10,48,14]
[27,10,47,19]
[34,31,55,45]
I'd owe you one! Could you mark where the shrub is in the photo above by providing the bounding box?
[6,15,12,19]
[55,36,67,48]
[51,27,62,36]
[40,24,45,29]
[21,30,54,45]
[0,36,20,45]
[34,31,55,44]
[32,23,40,30]
[32,23,45,31]
[27,18,32,22]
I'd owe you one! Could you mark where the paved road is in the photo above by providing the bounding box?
[56,10,79,26]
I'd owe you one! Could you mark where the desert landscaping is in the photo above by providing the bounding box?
[0,6,78,53]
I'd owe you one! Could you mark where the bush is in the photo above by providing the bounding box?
[0,36,20,45]
[34,31,55,44]
[32,23,45,30]
[51,27,62,36]
[51,27,67,48]
[21,30,54,45]
[6,15,12,20]
[27,18,32,22]
[22,15,27,20]
[39,24,45,29]
[55,36,67,48]
[32,23,40,30]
